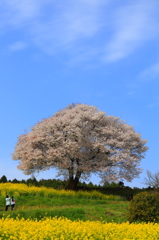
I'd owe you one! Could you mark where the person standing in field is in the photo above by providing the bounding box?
[130,194,133,201]
[5,195,11,211]
[11,196,16,210]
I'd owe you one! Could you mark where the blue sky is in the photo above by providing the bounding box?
[0,0,159,188]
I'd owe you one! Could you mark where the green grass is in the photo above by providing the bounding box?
[0,194,129,222]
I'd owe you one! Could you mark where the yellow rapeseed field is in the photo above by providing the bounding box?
[0,217,159,239]
[1,183,159,239]
[0,183,118,200]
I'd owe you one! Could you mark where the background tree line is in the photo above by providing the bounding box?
[0,175,154,200]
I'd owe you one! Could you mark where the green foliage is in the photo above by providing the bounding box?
[127,191,159,223]
[97,186,141,200]
[0,175,7,183]
[103,181,120,188]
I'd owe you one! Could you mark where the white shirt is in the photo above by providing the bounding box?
[11,199,16,205]
[6,197,11,205]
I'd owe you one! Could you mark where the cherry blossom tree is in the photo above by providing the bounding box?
[12,104,148,190]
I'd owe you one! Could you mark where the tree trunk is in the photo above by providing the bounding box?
[67,177,79,190]
[67,170,82,190]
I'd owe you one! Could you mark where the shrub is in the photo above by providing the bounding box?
[127,191,159,223]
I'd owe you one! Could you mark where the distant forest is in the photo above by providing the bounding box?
[0,174,106,189]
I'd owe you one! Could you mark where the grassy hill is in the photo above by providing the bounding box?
[0,183,129,222]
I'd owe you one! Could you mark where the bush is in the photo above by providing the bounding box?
[127,191,159,223]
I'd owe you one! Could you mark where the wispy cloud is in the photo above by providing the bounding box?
[9,41,27,51]
[0,0,159,64]
[0,0,41,29]
[0,0,107,55]
[139,62,159,80]
[104,0,159,62]
[146,95,159,109]
[147,103,155,108]
[31,1,107,54]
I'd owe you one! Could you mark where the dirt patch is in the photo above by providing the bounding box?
[104,211,115,216]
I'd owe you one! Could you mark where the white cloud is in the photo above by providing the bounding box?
[31,0,107,54]
[139,62,159,80]
[0,0,42,30]
[0,0,159,64]
[146,94,159,109]
[9,41,27,51]
[147,103,155,108]
[104,0,159,62]
[0,0,108,54]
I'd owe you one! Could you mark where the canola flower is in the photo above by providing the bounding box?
[0,183,159,239]
[0,217,159,240]
[0,183,118,200]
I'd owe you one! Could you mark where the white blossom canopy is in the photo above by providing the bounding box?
[12,104,148,184]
